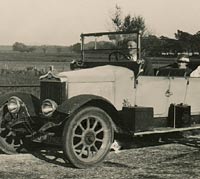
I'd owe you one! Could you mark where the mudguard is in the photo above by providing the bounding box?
[56,94,120,132]
[0,92,41,117]
[57,94,116,115]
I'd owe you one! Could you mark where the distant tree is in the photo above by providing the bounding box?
[111,5,147,36]
[12,42,35,53]
[111,5,123,31]
[28,46,36,52]
[122,15,146,36]
[142,35,163,56]
[175,30,193,53]
[70,43,81,52]
[160,36,181,55]
[193,31,200,54]
[109,5,149,51]
[42,45,47,54]
[13,42,25,52]
[56,46,62,53]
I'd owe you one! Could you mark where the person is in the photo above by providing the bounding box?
[176,54,189,68]
[175,54,192,76]
[157,54,192,76]
[127,40,137,62]
[127,40,154,76]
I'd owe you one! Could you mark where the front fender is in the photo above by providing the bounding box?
[56,95,123,133]
[0,92,41,117]
[57,94,114,115]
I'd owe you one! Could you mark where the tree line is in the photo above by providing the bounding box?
[142,30,200,57]
[109,5,200,57]
[12,5,200,57]
[12,42,66,54]
[69,32,200,58]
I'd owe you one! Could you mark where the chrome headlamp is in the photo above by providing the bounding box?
[41,99,57,117]
[7,96,21,114]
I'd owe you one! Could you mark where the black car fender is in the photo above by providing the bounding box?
[0,92,41,117]
[56,94,121,132]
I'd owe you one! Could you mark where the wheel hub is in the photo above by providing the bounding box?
[84,131,95,145]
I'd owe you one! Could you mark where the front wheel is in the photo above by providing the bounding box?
[0,109,28,154]
[62,106,114,168]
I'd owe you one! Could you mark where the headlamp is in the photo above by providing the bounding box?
[41,99,57,117]
[7,96,21,114]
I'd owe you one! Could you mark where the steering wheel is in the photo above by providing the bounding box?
[108,51,128,62]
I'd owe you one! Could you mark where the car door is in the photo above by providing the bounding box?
[168,77,188,105]
[135,76,170,117]
[184,77,200,114]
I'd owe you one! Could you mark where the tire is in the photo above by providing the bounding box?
[0,109,28,154]
[62,106,114,168]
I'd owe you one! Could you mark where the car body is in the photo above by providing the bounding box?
[0,30,200,168]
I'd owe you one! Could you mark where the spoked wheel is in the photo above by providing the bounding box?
[0,109,27,154]
[62,106,114,168]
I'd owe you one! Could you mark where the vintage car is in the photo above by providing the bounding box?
[0,30,200,168]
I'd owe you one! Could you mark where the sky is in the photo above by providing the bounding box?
[0,0,200,46]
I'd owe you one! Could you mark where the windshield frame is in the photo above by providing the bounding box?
[80,30,142,62]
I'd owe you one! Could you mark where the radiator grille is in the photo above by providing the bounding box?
[40,81,66,104]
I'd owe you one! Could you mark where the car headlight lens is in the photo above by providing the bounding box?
[7,96,21,114]
[41,99,57,117]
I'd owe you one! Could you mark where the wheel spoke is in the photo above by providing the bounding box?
[86,118,90,130]
[15,138,23,146]
[7,131,15,137]
[91,120,98,130]
[74,133,83,138]
[79,146,86,156]
[92,144,98,152]
[11,139,16,146]
[0,127,6,133]
[19,139,23,145]
[73,141,83,149]
[87,146,91,158]
[96,138,103,143]
[78,123,85,132]
[95,128,104,134]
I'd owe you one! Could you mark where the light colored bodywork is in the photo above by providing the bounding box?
[58,65,200,117]
[58,65,135,110]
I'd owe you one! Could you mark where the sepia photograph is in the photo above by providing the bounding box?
[0,0,200,178]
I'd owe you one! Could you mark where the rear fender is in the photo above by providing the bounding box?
[0,92,41,117]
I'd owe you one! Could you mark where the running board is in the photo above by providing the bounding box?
[134,125,200,136]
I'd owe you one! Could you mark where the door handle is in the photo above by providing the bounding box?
[165,89,173,97]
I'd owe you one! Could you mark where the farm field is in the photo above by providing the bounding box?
[0,51,75,97]
[0,51,77,71]
[0,50,200,97]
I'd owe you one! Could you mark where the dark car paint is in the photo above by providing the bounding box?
[56,94,121,132]
[0,92,41,117]
[56,94,115,115]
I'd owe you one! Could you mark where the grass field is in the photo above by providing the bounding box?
[0,51,77,97]
[0,51,79,71]
[0,50,200,97]
[0,51,75,94]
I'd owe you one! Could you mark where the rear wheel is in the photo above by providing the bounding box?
[62,106,114,168]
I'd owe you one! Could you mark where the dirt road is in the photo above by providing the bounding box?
[0,135,200,179]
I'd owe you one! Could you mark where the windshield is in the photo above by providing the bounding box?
[80,31,141,62]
